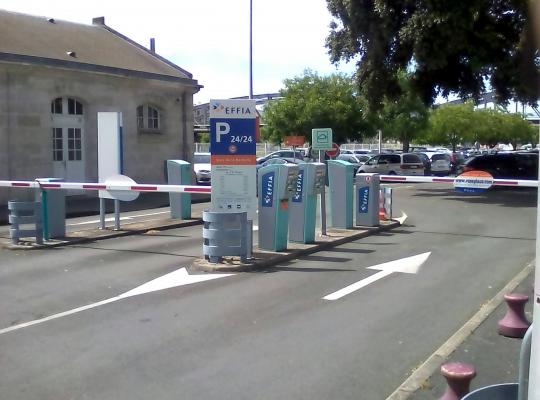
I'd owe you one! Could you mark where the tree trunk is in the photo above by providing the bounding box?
[402,135,410,152]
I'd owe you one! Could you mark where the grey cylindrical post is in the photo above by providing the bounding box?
[100,198,106,229]
[114,199,120,230]
[319,150,327,235]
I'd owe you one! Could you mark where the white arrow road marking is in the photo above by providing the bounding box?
[0,268,234,335]
[323,252,431,301]
[394,211,408,225]
[118,268,235,298]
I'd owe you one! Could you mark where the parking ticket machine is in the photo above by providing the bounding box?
[258,163,300,251]
[327,159,355,228]
[289,162,326,243]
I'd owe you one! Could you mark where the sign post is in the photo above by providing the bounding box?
[311,128,333,236]
[210,100,257,258]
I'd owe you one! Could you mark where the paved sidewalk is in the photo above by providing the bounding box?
[401,264,534,399]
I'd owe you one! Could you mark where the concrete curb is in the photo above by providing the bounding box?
[192,221,401,272]
[385,260,535,400]
[0,218,204,250]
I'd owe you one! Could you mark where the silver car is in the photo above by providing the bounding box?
[358,153,424,175]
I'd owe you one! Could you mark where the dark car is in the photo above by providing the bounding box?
[461,152,538,180]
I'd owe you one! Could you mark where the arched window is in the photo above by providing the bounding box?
[51,97,83,115]
[136,104,161,131]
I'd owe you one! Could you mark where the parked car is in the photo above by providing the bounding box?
[256,158,301,188]
[193,152,211,184]
[428,152,452,176]
[460,152,538,180]
[256,150,304,164]
[357,153,424,175]
[336,154,370,174]
[415,152,432,176]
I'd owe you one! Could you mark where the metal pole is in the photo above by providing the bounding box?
[99,198,106,230]
[378,129,382,154]
[114,199,120,230]
[319,150,327,236]
[249,0,253,100]
[41,189,49,241]
[247,219,253,259]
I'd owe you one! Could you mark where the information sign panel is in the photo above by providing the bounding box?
[311,128,333,150]
[209,99,257,219]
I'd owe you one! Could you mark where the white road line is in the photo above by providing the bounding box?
[66,211,169,227]
[0,268,234,335]
[67,216,132,226]
[323,252,431,301]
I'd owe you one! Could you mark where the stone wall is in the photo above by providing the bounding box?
[0,62,197,205]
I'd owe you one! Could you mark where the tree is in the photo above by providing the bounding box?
[261,71,373,144]
[326,0,538,111]
[378,71,430,152]
[428,103,476,151]
[475,109,537,148]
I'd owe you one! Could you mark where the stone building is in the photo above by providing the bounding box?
[0,9,201,205]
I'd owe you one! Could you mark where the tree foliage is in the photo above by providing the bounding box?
[378,71,429,151]
[427,103,537,149]
[326,0,538,111]
[261,71,373,144]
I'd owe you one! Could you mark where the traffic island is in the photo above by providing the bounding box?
[191,220,400,272]
[0,216,204,250]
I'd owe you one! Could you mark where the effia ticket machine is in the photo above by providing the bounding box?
[258,163,300,251]
[327,159,355,228]
[289,162,326,243]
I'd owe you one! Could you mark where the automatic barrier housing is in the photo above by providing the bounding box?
[355,173,380,227]
[167,160,192,219]
[327,159,355,228]
[258,163,299,251]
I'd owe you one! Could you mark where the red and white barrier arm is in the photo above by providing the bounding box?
[379,175,539,187]
[0,180,212,193]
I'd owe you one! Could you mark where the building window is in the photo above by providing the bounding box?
[51,97,83,115]
[67,128,82,161]
[68,98,83,115]
[136,104,161,132]
[51,98,63,114]
[136,106,144,129]
[52,128,63,161]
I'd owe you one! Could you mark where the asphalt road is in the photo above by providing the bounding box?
[0,184,536,399]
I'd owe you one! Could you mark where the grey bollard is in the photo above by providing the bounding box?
[355,173,380,227]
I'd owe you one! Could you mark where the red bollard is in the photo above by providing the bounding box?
[497,293,530,338]
[439,362,476,400]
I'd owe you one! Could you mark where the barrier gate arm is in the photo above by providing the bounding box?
[0,180,212,193]
[0,176,537,193]
[378,175,539,187]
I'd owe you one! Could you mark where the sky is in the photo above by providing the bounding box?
[1,0,356,104]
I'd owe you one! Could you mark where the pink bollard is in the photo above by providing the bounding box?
[497,293,530,338]
[439,362,476,400]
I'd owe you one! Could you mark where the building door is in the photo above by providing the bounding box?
[51,97,85,183]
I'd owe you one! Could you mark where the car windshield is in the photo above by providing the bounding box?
[193,154,210,163]
[432,154,450,161]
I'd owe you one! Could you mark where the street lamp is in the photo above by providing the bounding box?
[249,0,253,100]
